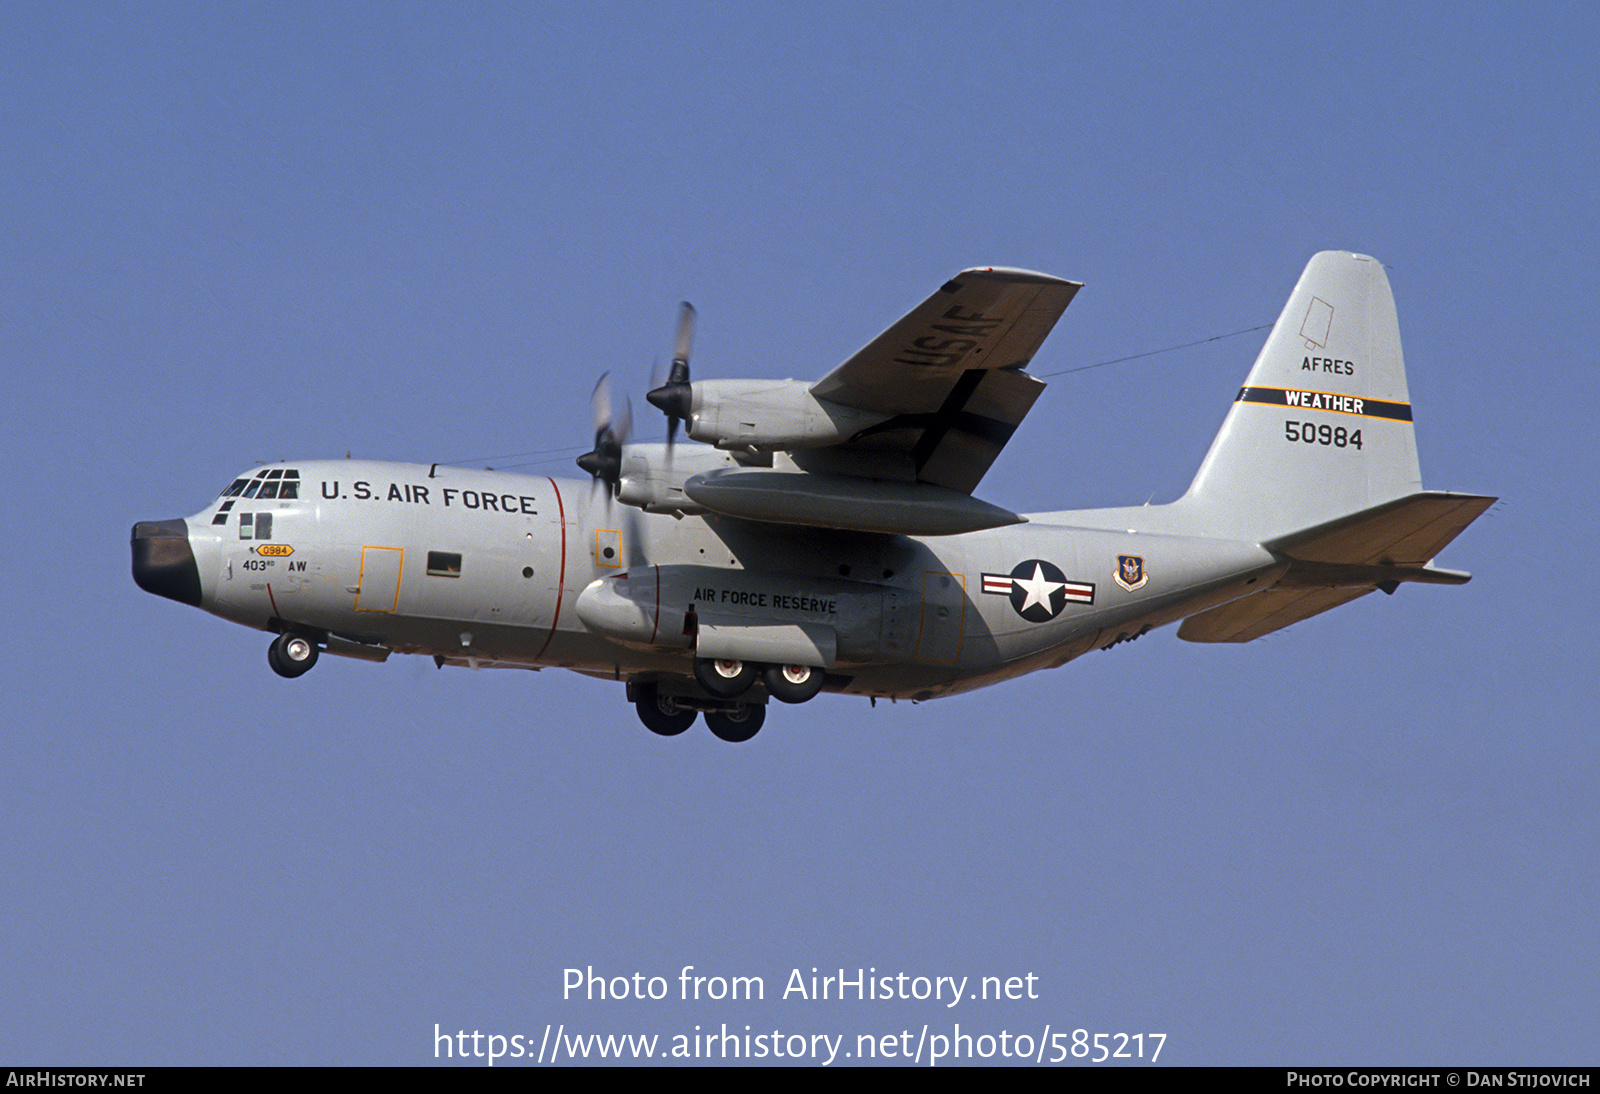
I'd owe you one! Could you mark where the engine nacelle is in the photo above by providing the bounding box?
[613,444,741,514]
[684,380,890,450]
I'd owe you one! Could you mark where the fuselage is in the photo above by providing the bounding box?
[133,457,1281,701]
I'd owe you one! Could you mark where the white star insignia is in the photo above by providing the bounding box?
[1014,563,1064,614]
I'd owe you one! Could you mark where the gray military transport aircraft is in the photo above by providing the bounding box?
[133,252,1492,742]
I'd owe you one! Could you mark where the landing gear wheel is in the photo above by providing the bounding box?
[268,633,319,679]
[704,704,765,743]
[634,684,696,736]
[694,657,756,698]
[763,663,825,704]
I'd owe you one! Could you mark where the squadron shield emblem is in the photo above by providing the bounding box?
[981,559,1095,622]
[1114,554,1147,592]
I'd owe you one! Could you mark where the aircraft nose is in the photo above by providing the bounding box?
[130,519,202,606]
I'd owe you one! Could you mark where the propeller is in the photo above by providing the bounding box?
[576,372,631,494]
[646,301,696,446]
[575,372,649,570]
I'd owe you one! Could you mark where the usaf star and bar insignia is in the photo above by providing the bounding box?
[981,559,1095,622]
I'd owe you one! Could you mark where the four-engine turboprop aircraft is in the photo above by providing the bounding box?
[132,251,1492,742]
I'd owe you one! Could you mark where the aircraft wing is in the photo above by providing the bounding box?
[805,267,1081,493]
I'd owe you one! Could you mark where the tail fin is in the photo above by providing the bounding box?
[1183,252,1422,540]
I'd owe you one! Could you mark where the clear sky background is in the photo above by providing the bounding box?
[3,2,1594,1067]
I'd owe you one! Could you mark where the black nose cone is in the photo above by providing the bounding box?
[645,381,692,421]
[131,520,202,606]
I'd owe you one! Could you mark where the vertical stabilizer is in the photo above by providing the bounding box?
[1183,252,1423,540]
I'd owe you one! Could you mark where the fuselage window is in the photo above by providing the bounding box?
[238,512,272,541]
[427,551,463,577]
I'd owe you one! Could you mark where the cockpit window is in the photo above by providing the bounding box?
[224,468,301,501]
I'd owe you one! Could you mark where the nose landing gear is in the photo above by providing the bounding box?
[268,633,320,678]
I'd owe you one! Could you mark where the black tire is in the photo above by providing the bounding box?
[268,633,319,679]
[634,684,696,736]
[694,657,756,699]
[704,704,765,743]
[763,663,825,704]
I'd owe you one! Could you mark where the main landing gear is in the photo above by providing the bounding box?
[267,632,320,678]
[761,663,825,704]
[634,656,828,741]
[693,657,824,704]
[639,656,823,742]
[704,705,765,743]
[632,680,774,743]
[634,685,698,736]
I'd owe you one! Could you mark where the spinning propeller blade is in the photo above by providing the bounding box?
[646,301,696,446]
[576,372,631,494]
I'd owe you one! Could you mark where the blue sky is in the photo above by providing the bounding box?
[3,2,1594,1066]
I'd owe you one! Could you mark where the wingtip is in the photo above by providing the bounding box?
[955,265,1082,288]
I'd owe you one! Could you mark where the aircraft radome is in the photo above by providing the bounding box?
[133,252,1493,743]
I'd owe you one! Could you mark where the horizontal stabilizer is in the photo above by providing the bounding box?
[1275,562,1472,589]
[1265,490,1496,566]
[1178,587,1374,643]
[1179,491,1495,643]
